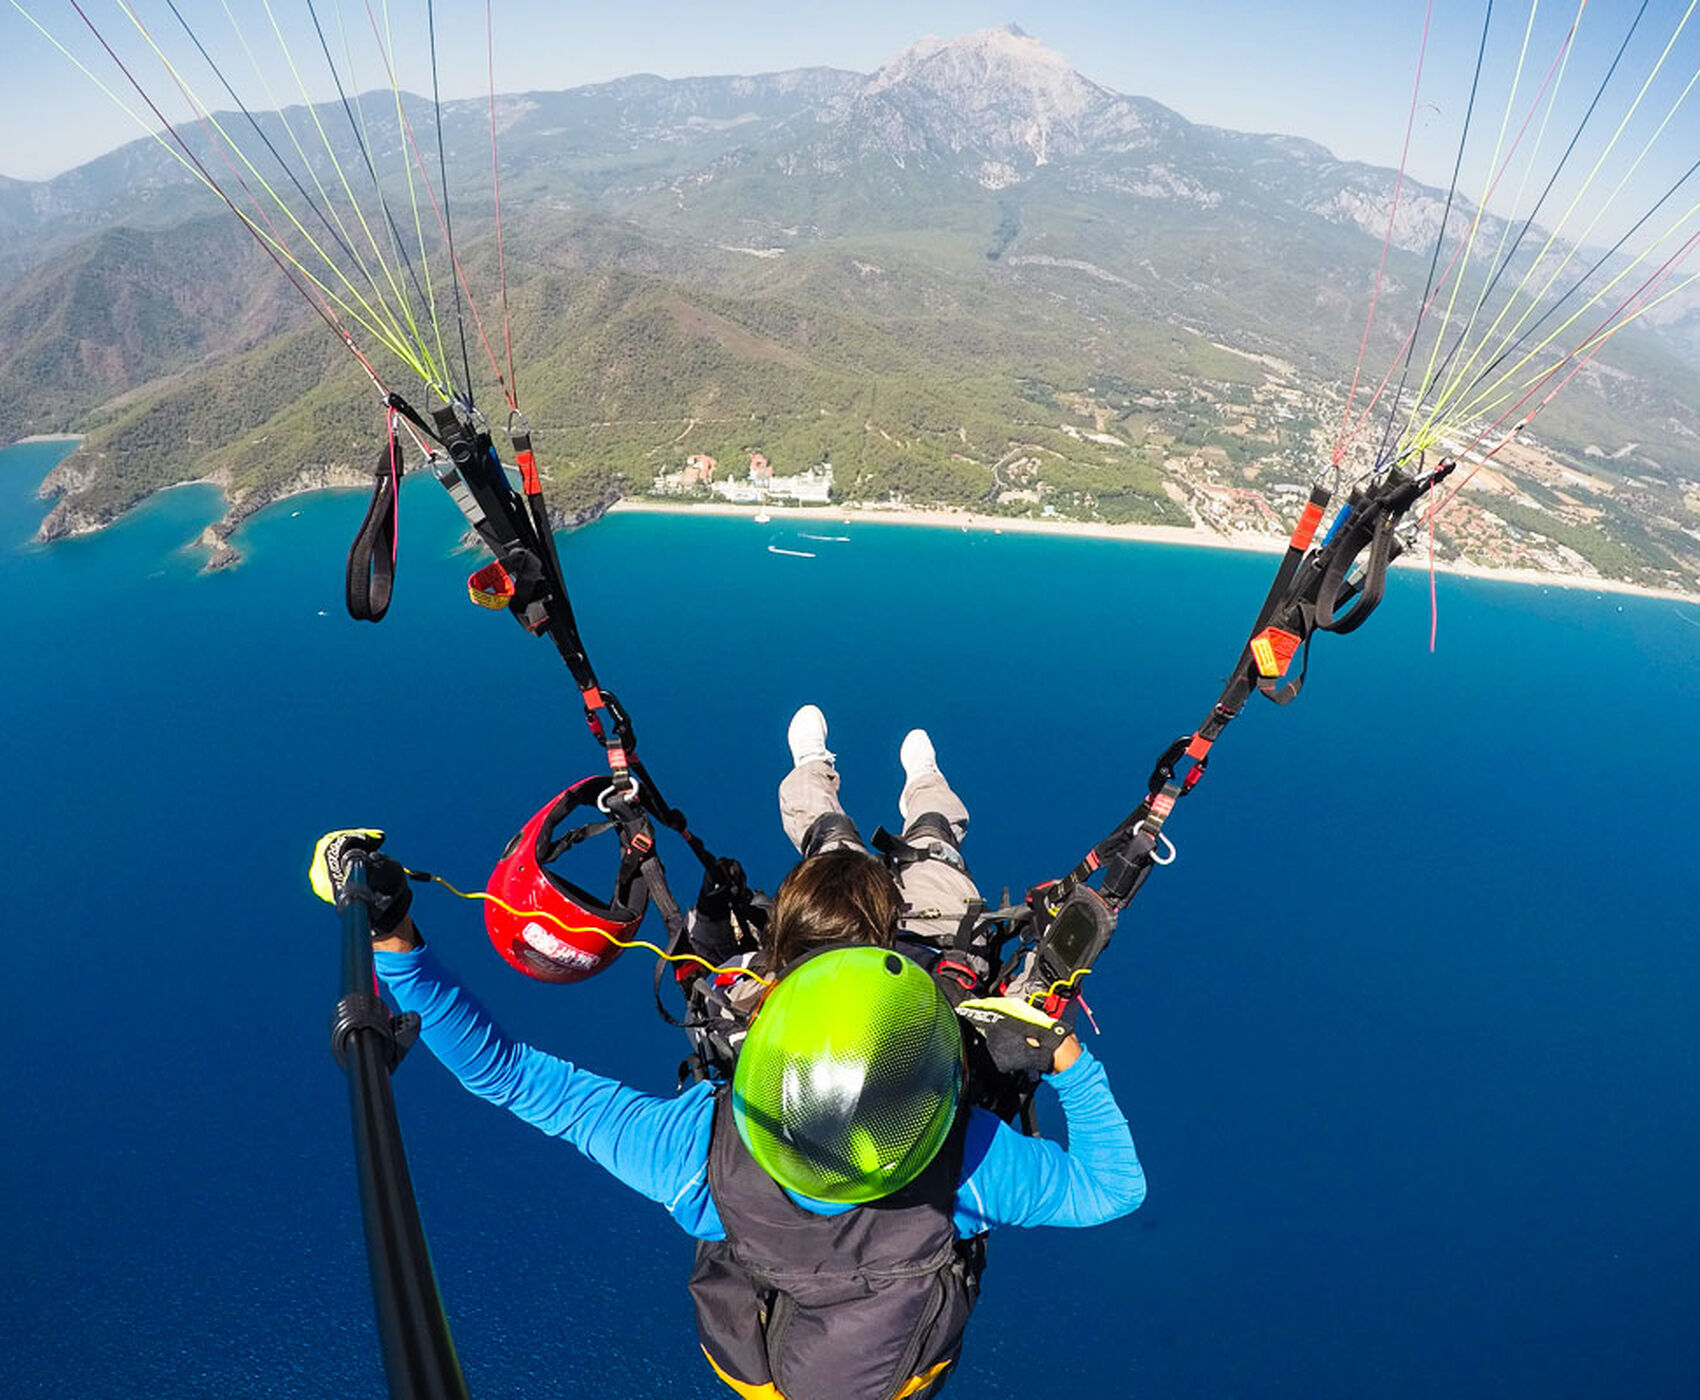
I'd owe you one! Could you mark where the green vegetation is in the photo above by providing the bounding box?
[1481,499,1646,580]
[4,84,1694,590]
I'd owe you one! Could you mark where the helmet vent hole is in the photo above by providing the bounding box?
[884,954,903,975]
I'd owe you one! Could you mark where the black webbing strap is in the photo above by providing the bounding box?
[427,404,642,792]
[1247,482,1332,639]
[419,401,752,943]
[345,423,404,622]
[1311,463,1452,633]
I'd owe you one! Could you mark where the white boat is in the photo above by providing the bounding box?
[754,510,771,523]
[767,545,816,558]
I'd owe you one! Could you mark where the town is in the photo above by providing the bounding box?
[651,452,835,506]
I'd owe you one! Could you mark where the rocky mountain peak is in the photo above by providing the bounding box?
[822,25,1142,177]
[864,25,1106,124]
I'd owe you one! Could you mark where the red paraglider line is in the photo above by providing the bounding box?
[1334,0,1435,468]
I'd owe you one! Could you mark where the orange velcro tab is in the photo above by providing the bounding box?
[467,560,515,610]
[516,449,539,495]
[1184,733,1212,761]
[1250,626,1302,679]
[1290,499,1326,552]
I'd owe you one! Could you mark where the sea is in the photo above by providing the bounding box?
[2,436,1696,1399]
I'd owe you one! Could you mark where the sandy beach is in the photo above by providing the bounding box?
[607,499,1700,605]
[13,433,85,444]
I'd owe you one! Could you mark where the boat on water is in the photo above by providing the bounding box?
[754,511,771,523]
[767,545,816,558]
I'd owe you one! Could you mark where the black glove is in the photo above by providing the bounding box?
[956,996,1070,1078]
[310,828,415,937]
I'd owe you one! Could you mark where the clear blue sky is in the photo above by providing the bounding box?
[2,0,1695,242]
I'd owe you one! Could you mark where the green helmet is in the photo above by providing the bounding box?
[732,946,963,1204]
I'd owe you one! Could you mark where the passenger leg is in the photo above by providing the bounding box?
[778,704,868,856]
[893,729,982,945]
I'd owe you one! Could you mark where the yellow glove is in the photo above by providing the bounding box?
[310,829,414,936]
[310,828,387,904]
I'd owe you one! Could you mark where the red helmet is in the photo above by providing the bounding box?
[485,778,650,983]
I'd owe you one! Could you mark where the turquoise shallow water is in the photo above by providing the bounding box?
[2,438,1697,1398]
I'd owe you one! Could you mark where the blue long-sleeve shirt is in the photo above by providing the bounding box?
[376,946,1146,1239]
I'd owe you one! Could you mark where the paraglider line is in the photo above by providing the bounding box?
[300,0,446,380]
[1372,0,1498,470]
[1334,0,1435,468]
[427,0,475,404]
[1423,1,1649,424]
[487,0,517,410]
[1401,0,1590,445]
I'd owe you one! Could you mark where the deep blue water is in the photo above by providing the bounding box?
[2,437,1696,1398]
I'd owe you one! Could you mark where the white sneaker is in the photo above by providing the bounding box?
[898,728,940,821]
[787,704,834,767]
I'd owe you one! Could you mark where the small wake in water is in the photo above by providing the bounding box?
[767,545,816,558]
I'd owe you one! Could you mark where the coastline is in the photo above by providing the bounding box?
[10,439,1695,604]
[607,498,1700,604]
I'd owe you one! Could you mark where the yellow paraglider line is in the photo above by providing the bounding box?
[8,0,436,386]
[319,0,448,386]
[1424,186,1700,449]
[1429,236,1700,513]
[1402,0,1587,452]
[230,0,434,381]
[364,0,457,397]
[1411,1,1700,455]
[256,0,450,390]
[1398,0,1547,453]
[109,0,440,386]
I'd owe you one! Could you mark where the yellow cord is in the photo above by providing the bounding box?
[416,870,773,988]
[1029,967,1092,1006]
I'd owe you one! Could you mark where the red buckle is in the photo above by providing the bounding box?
[935,958,978,991]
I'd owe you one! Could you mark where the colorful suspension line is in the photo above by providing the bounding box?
[1394,0,1585,452]
[1333,0,1436,471]
[1370,0,1500,471]
[1410,0,1645,440]
[17,0,431,398]
[1414,0,1700,458]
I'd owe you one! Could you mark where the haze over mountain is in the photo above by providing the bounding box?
[3,25,1696,590]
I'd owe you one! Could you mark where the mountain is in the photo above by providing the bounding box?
[3,26,1697,591]
[819,24,1155,172]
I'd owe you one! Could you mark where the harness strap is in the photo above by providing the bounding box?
[344,417,405,622]
[355,398,754,997]
[1042,462,1455,922]
[871,821,968,874]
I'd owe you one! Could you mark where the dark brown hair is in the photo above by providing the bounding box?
[764,848,900,973]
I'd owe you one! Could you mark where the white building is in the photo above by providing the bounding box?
[774,464,833,504]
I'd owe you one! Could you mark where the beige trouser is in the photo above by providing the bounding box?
[777,758,980,944]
